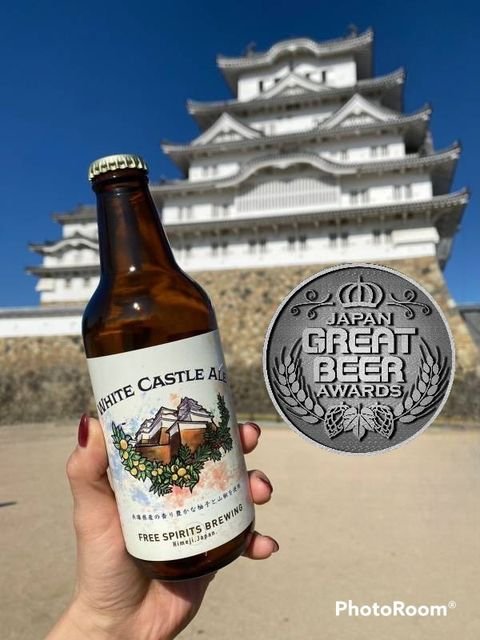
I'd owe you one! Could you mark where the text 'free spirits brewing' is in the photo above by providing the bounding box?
[83,154,255,580]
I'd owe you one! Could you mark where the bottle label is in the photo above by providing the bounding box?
[87,330,254,561]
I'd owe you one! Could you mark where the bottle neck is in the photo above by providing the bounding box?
[93,170,177,276]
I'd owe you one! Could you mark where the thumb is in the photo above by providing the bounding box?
[66,414,118,537]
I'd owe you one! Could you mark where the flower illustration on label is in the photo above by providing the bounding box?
[112,394,233,494]
[264,264,455,455]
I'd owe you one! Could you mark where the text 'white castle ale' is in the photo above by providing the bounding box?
[83,154,255,580]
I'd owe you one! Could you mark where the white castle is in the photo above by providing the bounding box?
[0,29,467,336]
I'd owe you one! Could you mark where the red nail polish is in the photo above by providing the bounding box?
[78,414,89,447]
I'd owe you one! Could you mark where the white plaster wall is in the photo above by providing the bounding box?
[43,248,99,267]
[63,222,97,238]
[189,157,241,181]
[171,224,438,273]
[0,314,82,337]
[237,55,357,101]
[392,226,439,246]
[245,102,339,134]
[37,276,99,305]
[311,135,405,162]
[340,174,432,207]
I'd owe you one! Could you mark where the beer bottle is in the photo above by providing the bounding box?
[83,154,255,580]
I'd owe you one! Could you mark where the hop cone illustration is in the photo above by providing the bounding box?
[324,405,347,439]
[371,404,394,439]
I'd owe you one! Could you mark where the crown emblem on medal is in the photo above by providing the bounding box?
[337,276,384,309]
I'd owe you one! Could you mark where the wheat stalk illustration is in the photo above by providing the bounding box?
[393,339,450,423]
[272,338,324,424]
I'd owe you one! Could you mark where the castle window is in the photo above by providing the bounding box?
[341,149,349,161]
[202,166,208,177]
[221,241,229,255]
[259,80,264,92]
[211,242,218,256]
[178,207,183,220]
[287,236,295,250]
[393,185,402,200]
[350,191,359,205]
[373,229,381,244]
[340,232,349,247]
[259,238,267,253]
[361,189,369,204]
[248,239,257,253]
[404,184,412,199]
[185,244,191,256]
[299,235,307,250]
[381,145,388,156]
[328,233,337,248]
[321,70,327,83]
[83,277,90,286]
[371,146,378,158]
[186,206,192,219]
[65,279,72,289]
[305,72,311,80]
[222,203,229,217]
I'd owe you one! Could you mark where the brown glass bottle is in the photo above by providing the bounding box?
[83,155,254,581]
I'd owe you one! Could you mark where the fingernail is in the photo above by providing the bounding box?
[247,422,261,436]
[272,539,280,553]
[258,475,273,493]
[78,414,89,448]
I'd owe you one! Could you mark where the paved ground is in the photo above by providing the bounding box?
[1,422,480,639]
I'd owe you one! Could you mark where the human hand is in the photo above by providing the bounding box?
[46,415,277,640]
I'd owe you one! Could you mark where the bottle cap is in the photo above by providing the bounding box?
[88,154,149,181]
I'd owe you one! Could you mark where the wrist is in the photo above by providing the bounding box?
[46,598,120,640]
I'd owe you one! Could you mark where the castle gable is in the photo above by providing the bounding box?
[260,73,329,99]
[192,113,261,146]
[322,94,399,129]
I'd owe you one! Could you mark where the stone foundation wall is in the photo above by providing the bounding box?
[0,257,478,425]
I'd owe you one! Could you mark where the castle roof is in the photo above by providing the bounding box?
[188,69,405,128]
[218,30,374,94]
[29,232,98,256]
[0,305,85,318]
[52,206,96,224]
[26,264,99,278]
[162,105,431,174]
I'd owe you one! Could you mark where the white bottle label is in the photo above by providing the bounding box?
[87,330,254,561]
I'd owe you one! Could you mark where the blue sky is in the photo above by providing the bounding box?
[0,0,478,306]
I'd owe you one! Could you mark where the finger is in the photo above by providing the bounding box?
[66,415,118,536]
[238,422,261,454]
[248,470,273,505]
[243,532,279,560]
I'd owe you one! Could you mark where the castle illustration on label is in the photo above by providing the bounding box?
[135,397,217,464]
